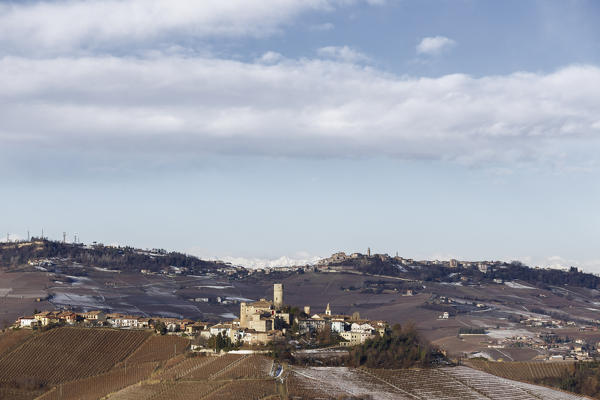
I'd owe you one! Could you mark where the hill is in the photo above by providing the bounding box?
[0,239,229,276]
[0,325,587,400]
[317,252,600,289]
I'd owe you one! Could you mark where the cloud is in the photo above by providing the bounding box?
[416,36,456,55]
[0,0,377,55]
[0,56,599,172]
[257,51,284,64]
[316,46,370,63]
[309,22,335,31]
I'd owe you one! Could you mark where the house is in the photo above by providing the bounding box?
[137,318,151,329]
[58,311,78,324]
[111,315,139,328]
[18,316,38,328]
[330,318,347,333]
[351,321,375,334]
[298,315,327,334]
[209,323,232,337]
[81,310,106,322]
[35,311,60,326]
[340,331,362,346]
[186,321,209,335]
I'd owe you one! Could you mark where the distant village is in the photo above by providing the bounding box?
[14,283,389,348]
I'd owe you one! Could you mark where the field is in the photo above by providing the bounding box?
[465,359,575,382]
[125,335,190,364]
[0,329,31,358]
[37,362,158,400]
[0,325,588,400]
[109,354,277,400]
[286,365,589,400]
[0,327,150,385]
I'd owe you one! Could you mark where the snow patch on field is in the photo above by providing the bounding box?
[226,296,253,302]
[469,352,494,360]
[94,267,119,273]
[196,285,234,289]
[220,313,237,319]
[50,292,106,309]
[293,367,401,400]
[486,328,534,339]
[65,275,91,286]
[504,281,535,289]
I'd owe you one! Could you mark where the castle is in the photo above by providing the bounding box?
[239,283,290,332]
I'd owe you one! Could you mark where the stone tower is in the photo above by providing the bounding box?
[240,302,247,328]
[273,283,283,309]
[325,303,331,316]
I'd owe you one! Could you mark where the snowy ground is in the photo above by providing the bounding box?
[486,328,535,340]
[288,366,587,399]
[505,281,536,289]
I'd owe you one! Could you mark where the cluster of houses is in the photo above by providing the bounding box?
[15,283,389,348]
[16,310,204,334]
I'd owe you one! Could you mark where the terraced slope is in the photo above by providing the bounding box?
[0,327,150,385]
[287,365,589,400]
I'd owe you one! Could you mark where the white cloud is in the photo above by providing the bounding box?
[416,36,456,55]
[0,0,379,55]
[257,51,284,64]
[0,56,599,170]
[317,45,371,63]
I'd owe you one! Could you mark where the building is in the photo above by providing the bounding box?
[58,311,78,324]
[18,316,38,328]
[34,311,60,326]
[81,310,106,322]
[239,283,289,332]
[273,283,283,309]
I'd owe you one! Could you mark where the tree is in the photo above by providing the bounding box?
[155,321,167,335]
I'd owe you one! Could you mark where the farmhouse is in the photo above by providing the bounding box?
[81,310,106,322]
[18,316,38,328]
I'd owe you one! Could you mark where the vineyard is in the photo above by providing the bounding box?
[125,335,190,364]
[212,355,273,380]
[37,362,157,400]
[286,365,589,400]
[0,327,589,400]
[0,330,32,358]
[204,379,278,400]
[183,354,246,380]
[0,327,150,385]
[108,354,277,400]
[465,359,575,382]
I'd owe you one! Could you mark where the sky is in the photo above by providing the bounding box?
[0,0,599,271]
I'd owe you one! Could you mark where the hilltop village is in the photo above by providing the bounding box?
[14,283,388,348]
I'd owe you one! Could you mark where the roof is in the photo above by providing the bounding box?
[250,300,273,308]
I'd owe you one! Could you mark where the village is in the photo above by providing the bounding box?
[14,283,389,349]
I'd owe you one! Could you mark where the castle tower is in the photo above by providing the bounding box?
[239,302,247,328]
[325,303,331,316]
[273,283,283,309]
[367,247,371,257]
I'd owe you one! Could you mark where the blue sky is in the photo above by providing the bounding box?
[0,0,599,270]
